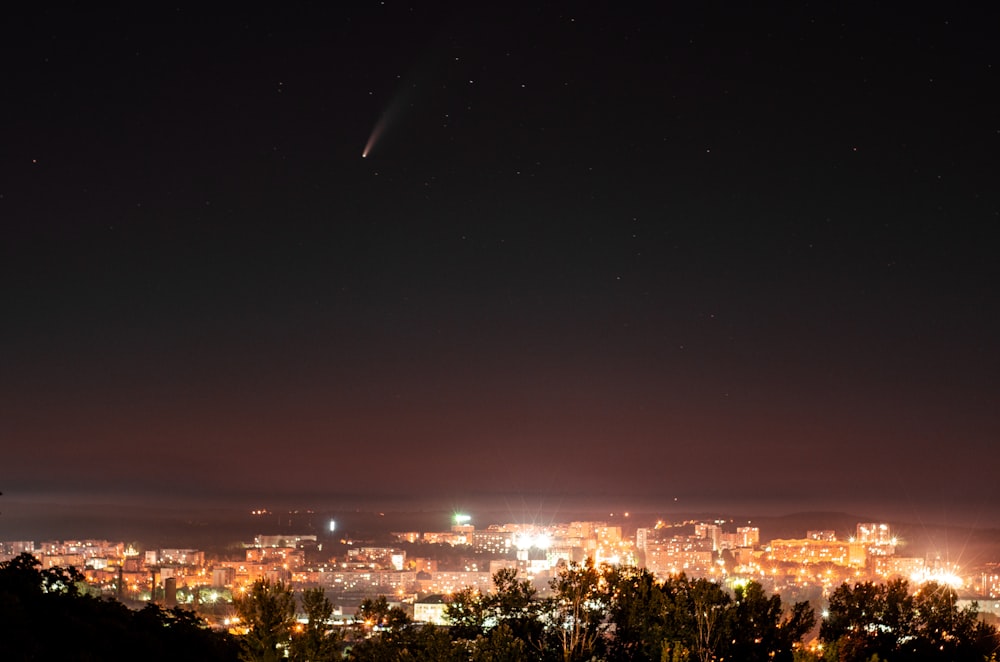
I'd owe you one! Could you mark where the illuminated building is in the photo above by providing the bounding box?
[644,540,714,577]
[254,534,317,548]
[694,524,722,551]
[413,595,450,625]
[0,541,35,556]
[875,556,925,579]
[416,570,492,595]
[806,530,836,542]
[635,527,650,553]
[393,532,421,544]
[856,523,892,545]
[247,546,305,569]
[159,549,205,566]
[42,553,84,569]
[212,566,236,588]
[346,547,405,570]
[854,523,896,556]
[472,528,514,555]
[422,531,468,546]
[736,527,760,548]
[766,539,867,568]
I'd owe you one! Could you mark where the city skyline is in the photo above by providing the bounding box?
[1,4,998,526]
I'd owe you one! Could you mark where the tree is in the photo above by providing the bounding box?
[490,567,542,642]
[688,577,731,662]
[907,582,998,659]
[348,623,462,661]
[357,594,410,631]
[234,578,296,662]
[446,568,544,656]
[290,587,343,662]
[0,552,239,661]
[544,559,608,662]
[605,565,676,662]
[605,569,813,662]
[446,586,490,639]
[820,579,914,661]
[729,580,815,662]
[467,623,532,662]
[819,578,1000,661]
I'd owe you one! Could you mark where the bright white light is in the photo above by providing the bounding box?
[513,533,551,550]
[910,568,963,589]
[454,514,471,524]
[329,520,337,533]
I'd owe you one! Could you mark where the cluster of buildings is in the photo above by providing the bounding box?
[3,515,1000,623]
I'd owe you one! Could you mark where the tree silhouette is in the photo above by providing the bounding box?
[289,586,343,662]
[728,580,814,662]
[0,552,239,661]
[606,565,679,662]
[604,568,814,662]
[820,578,1000,661]
[688,577,731,662]
[233,578,296,662]
[446,567,543,650]
[348,623,461,661]
[446,585,490,639]
[543,559,608,662]
[356,594,410,631]
[467,623,532,662]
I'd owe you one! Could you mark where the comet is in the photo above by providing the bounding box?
[362,67,427,159]
[362,108,389,159]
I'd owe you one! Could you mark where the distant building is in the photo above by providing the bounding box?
[159,549,205,566]
[42,554,84,569]
[413,594,450,625]
[254,534,317,548]
[0,541,35,562]
[212,566,236,588]
[766,539,866,568]
[346,547,404,570]
[635,528,651,553]
[247,546,305,568]
[807,530,837,542]
[645,539,714,577]
[736,527,760,547]
[694,524,722,551]
[877,556,925,579]
[856,523,892,545]
[472,528,513,555]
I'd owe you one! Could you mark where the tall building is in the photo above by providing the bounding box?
[856,523,892,545]
[694,524,722,551]
[636,527,650,553]
[736,527,760,547]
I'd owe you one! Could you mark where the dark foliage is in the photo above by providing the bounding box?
[819,578,1000,661]
[233,578,296,662]
[0,552,240,661]
[290,586,343,662]
[348,623,462,661]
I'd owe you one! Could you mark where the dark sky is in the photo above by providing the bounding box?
[2,3,998,526]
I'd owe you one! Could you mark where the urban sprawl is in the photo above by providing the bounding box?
[3,513,999,629]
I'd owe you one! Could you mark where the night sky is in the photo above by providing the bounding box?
[2,4,998,526]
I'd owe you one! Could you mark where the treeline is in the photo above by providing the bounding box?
[3,553,998,661]
[0,553,239,661]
